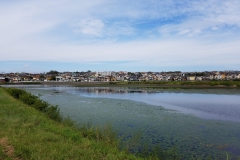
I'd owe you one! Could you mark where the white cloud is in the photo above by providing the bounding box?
[105,21,136,37]
[74,19,105,36]
[0,0,240,71]
[1,0,240,40]
[157,0,240,37]
[1,38,239,69]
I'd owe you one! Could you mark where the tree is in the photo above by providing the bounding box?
[47,70,59,75]
[39,75,45,79]
[50,76,56,81]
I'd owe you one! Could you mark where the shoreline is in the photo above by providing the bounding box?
[2,81,240,89]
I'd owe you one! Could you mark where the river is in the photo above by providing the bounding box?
[3,85,240,159]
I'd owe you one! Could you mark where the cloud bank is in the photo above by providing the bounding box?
[0,0,240,72]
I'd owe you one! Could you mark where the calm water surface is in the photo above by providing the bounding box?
[4,85,240,159]
[63,87,240,122]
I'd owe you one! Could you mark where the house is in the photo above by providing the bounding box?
[56,76,64,81]
[138,76,146,81]
[129,76,138,81]
[156,74,163,81]
[187,76,196,81]
[221,74,226,80]
[196,77,203,81]
[97,76,105,82]
[116,76,124,81]
[0,77,6,83]
[215,74,222,80]
[12,76,21,82]
[209,75,215,80]
[23,76,33,81]
[237,74,240,79]
[32,75,40,81]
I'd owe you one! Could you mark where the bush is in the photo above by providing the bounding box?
[5,88,62,122]
[31,99,49,112]
[6,88,25,99]
[46,105,62,122]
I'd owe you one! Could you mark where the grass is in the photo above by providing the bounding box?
[2,80,240,88]
[1,82,42,85]
[0,87,143,160]
[110,80,240,87]
[4,88,62,122]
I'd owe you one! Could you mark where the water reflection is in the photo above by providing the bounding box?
[78,88,158,94]
[63,87,240,122]
[74,87,240,95]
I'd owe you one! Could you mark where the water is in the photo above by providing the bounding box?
[63,87,240,122]
[3,85,240,159]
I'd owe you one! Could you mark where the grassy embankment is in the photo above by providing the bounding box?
[111,80,240,86]
[0,87,146,160]
[2,80,240,88]
[41,80,240,88]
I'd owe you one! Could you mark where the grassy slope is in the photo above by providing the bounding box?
[0,87,142,160]
[2,80,240,89]
[39,80,240,88]
[111,81,240,88]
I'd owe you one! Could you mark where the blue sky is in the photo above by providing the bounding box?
[0,0,240,73]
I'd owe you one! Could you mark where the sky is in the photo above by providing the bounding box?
[0,0,240,73]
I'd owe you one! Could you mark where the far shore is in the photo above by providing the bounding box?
[1,81,240,89]
[45,81,240,89]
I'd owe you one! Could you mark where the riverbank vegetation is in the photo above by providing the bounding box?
[43,80,240,88]
[2,80,240,88]
[110,80,240,87]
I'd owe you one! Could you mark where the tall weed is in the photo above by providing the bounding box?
[5,88,62,122]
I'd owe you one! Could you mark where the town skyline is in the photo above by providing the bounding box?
[1,70,240,83]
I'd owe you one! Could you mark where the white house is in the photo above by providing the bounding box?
[56,76,64,81]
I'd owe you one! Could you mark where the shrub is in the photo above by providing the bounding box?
[5,88,62,122]
[6,88,25,99]
[46,105,62,122]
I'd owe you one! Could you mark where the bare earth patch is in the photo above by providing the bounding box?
[0,137,21,160]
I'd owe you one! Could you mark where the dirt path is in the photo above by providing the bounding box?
[0,138,21,160]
